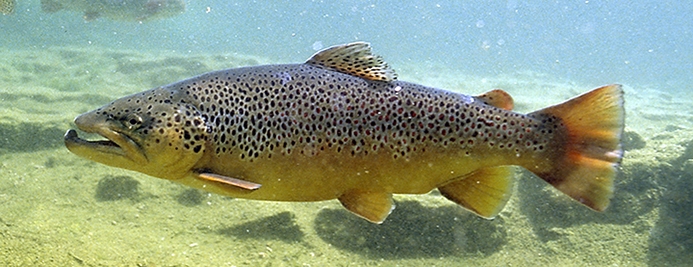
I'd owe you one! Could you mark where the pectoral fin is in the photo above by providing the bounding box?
[438,166,516,219]
[338,190,394,224]
[197,172,261,190]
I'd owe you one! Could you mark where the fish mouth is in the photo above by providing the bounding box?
[64,127,148,165]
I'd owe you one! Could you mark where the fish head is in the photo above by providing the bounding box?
[65,88,208,180]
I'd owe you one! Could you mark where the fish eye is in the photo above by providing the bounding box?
[123,114,143,130]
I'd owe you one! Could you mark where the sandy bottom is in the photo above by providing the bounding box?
[0,47,692,266]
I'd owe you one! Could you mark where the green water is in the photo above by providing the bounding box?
[1,47,691,266]
[1,1,692,266]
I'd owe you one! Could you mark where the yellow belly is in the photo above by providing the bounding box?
[177,144,521,202]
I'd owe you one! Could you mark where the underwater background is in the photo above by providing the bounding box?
[1,1,691,266]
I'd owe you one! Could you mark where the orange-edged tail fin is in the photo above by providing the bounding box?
[529,84,624,211]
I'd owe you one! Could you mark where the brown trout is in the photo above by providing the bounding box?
[64,42,624,223]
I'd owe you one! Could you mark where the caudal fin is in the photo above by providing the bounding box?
[529,84,624,211]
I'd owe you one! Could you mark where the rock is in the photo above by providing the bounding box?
[623,130,646,151]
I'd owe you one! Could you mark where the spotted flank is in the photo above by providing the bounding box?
[1,0,15,15]
[65,42,625,223]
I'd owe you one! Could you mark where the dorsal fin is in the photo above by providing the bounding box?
[306,42,397,82]
[474,89,514,110]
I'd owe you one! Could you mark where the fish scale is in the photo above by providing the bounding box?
[65,42,624,224]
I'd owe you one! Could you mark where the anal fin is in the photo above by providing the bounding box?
[438,166,516,219]
[197,172,261,190]
[338,190,394,224]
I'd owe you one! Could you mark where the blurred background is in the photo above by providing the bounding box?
[2,0,690,90]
